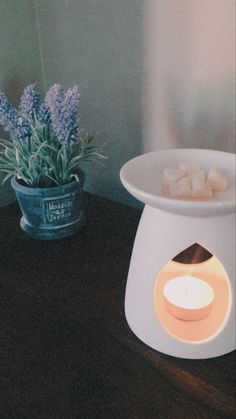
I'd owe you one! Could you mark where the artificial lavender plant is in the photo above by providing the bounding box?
[0,84,105,187]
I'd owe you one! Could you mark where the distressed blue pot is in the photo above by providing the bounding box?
[11,170,85,240]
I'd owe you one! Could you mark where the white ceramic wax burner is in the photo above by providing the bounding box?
[120,149,235,359]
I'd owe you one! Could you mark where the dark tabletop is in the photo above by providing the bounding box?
[0,193,235,419]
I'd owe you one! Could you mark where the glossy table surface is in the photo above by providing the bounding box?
[0,193,235,419]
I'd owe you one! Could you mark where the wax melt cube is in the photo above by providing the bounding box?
[179,162,201,175]
[207,168,229,191]
[168,176,192,198]
[191,169,206,181]
[162,168,186,187]
[191,171,213,198]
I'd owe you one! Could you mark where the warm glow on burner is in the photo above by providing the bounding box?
[163,275,215,321]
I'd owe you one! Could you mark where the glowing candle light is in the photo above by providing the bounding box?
[163,275,215,321]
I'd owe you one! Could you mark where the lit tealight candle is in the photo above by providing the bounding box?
[163,276,215,321]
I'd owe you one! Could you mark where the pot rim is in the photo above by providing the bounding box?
[11,169,85,195]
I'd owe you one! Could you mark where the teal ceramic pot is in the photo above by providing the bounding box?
[11,170,85,240]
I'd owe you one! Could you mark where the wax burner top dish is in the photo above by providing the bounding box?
[120,149,235,216]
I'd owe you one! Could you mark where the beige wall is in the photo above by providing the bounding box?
[35,0,144,206]
[36,0,236,205]
[143,0,235,153]
[0,0,43,206]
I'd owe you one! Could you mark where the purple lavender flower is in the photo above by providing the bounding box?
[16,116,32,141]
[45,84,80,143]
[19,83,40,121]
[64,85,80,118]
[0,84,81,143]
[0,92,31,141]
[45,84,65,141]
[37,102,51,125]
[0,92,17,138]
[63,85,80,142]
